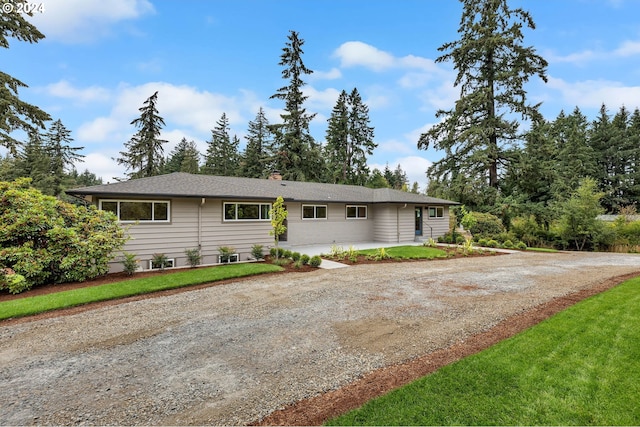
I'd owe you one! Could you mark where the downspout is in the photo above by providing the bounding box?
[397,203,407,243]
[198,198,205,249]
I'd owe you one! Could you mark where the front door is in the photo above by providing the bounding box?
[415,207,422,236]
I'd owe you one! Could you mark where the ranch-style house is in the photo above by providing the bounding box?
[68,172,458,272]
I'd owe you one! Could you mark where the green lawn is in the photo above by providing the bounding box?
[328,276,640,426]
[526,247,560,253]
[358,245,447,260]
[0,263,283,321]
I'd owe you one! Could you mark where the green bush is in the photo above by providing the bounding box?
[184,248,201,267]
[300,254,310,265]
[291,251,301,261]
[309,255,322,268]
[121,252,139,276]
[0,178,128,292]
[502,240,514,249]
[283,249,293,259]
[0,269,30,294]
[251,244,265,260]
[269,247,278,257]
[477,238,489,247]
[516,241,527,250]
[486,239,499,248]
[463,211,505,238]
[151,253,169,270]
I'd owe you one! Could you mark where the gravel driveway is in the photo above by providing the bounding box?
[1,251,638,425]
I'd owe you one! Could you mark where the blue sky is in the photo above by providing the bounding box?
[6,0,640,188]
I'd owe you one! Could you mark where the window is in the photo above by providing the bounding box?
[428,206,444,219]
[346,205,367,219]
[99,200,170,222]
[149,258,174,270]
[302,204,327,220]
[224,202,271,221]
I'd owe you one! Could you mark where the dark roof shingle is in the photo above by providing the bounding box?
[67,172,458,205]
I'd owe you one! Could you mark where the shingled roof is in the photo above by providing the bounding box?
[67,172,458,205]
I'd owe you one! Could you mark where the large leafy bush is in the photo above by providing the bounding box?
[0,179,128,292]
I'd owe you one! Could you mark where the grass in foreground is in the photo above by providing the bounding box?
[357,245,447,260]
[327,276,640,426]
[0,263,283,321]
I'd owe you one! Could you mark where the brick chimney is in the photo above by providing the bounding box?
[268,171,283,180]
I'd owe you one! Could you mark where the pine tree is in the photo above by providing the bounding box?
[44,119,84,196]
[418,0,548,191]
[13,131,53,194]
[627,108,640,206]
[269,30,322,181]
[241,107,273,178]
[0,2,51,152]
[116,91,167,179]
[164,138,200,174]
[325,89,377,185]
[203,113,239,176]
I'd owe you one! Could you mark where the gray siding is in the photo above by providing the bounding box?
[286,202,373,245]
[423,205,451,238]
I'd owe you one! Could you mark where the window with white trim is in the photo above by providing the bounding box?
[302,204,327,220]
[149,258,174,270]
[428,206,444,219]
[99,200,170,222]
[346,205,367,219]
[223,202,271,221]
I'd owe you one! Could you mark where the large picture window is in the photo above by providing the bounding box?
[346,205,367,219]
[224,202,271,221]
[428,206,444,219]
[99,200,170,222]
[302,204,327,220]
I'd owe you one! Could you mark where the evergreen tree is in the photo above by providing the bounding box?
[269,30,322,181]
[418,0,548,191]
[551,108,595,200]
[0,2,51,152]
[241,107,273,178]
[165,138,200,174]
[44,119,84,196]
[325,89,376,185]
[627,108,640,206]
[69,168,103,187]
[366,168,390,189]
[116,91,167,179]
[13,131,53,194]
[203,113,239,176]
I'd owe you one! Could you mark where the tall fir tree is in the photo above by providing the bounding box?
[418,0,548,195]
[269,30,322,181]
[116,91,167,179]
[44,119,84,196]
[164,138,200,174]
[324,88,376,185]
[627,108,640,206]
[0,2,51,152]
[241,107,273,178]
[13,131,53,194]
[203,113,239,176]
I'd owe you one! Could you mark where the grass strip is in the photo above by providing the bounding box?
[0,263,283,321]
[328,276,640,426]
[526,247,560,253]
[357,246,447,260]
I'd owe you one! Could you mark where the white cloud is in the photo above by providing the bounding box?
[546,76,640,109]
[369,155,432,190]
[614,40,640,57]
[43,80,111,104]
[333,41,396,71]
[546,49,598,65]
[76,152,122,183]
[31,0,154,43]
[311,68,342,80]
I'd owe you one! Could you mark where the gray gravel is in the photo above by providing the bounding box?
[1,251,638,425]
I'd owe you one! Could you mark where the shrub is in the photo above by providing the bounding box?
[184,248,201,267]
[0,178,127,292]
[309,255,322,268]
[283,249,293,259]
[218,246,236,263]
[477,238,489,247]
[0,269,30,294]
[516,241,527,250]
[269,247,278,257]
[291,251,301,261]
[486,239,499,248]
[329,244,346,259]
[502,239,514,249]
[463,211,505,238]
[121,252,139,276]
[277,247,286,258]
[151,253,169,270]
[373,247,391,261]
[300,254,310,265]
[271,257,290,266]
[293,260,303,269]
[251,244,265,260]
[423,238,437,248]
